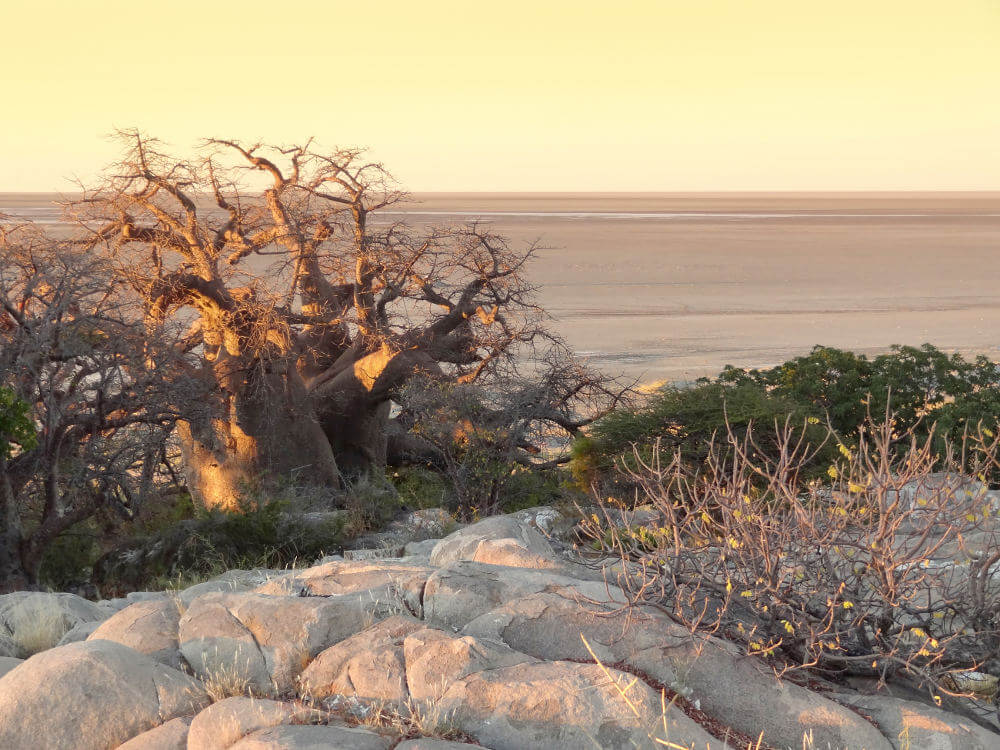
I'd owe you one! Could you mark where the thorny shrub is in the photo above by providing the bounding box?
[584,414,1000,726]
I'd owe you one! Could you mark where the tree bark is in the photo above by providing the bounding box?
[179,366,341,511]
[0,457,31,592]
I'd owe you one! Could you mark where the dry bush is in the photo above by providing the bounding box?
[585,414,1000,726]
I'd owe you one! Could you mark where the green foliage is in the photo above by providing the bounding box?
[38,520,102,591]
[721,344,1000,457]
[0,386,36,459]
[576,344,1000,495]
[390,466,449,509]
[498,467,565,513]
[93,497,351,594]
[576,381,833,493]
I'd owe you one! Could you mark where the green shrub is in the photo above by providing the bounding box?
[390,466,449,509]
[0,386,35,458]
[499,467,565,513]
[575,381,833,493]
[720,344,1000,463]
[38,520,102,591]
[93,496,351,594]
[575,344,1000,495]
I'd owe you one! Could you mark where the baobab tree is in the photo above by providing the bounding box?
[72,133,618,510]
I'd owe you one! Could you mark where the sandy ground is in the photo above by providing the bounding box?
[5,192,1000,385]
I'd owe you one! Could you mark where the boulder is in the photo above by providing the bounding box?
[0,639,209,750]
[463,589,892,750]
[87,598,183,668]
[126,590,172,603]
[116,717,192,750]
[56,619,103,645]
[179,569,289,606]
[180,591,401,695]
[229,724,391,749]
[0,656,21,678]
[351,508,457,553]
[438,660,717,750]
[402,625,535,701]
[299,615,533,707]
[255,559,431,617]
[394,741,484,750]
[187,696,314,750]
[429,514,560,569]
[298,615,425,703]
[509,505,566,534]
[897,472,987,510]
[0,590,108,656]
[423,560,625,631]
[402,538,440,559]
[835,693,1000,750]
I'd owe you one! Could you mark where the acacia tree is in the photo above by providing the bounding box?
[0,224,192,589]
[73,133,611,510]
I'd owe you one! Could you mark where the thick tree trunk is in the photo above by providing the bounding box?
[179,367,341,511]
[322,400,390,479]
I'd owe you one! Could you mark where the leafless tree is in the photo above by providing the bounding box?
[399,350,623,517]
[0,223,197,590]
[70,132,621,509]
[585,415,1000,729]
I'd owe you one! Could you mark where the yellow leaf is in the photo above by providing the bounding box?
[827,466,839,479]
[965,514,977,523]
[842,601,854,609]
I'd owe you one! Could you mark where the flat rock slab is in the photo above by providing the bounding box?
[463,588,893,750]
[188,696,317,750]
[299,615,533,706]
[0,639,209,750]
[179,569,289,607]
[835,693,1000,750]
[423,560,626,631]
[439,659,718,750]
[230,724,391,750]
[255,559,431,617]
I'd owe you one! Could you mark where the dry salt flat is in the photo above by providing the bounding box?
[5,191,1000,384]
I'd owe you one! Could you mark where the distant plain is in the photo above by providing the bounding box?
[5,191,1000,385]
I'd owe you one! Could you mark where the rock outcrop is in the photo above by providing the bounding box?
[0,508,996,750]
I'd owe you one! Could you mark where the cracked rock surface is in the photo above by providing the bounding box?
[0,507,997,749]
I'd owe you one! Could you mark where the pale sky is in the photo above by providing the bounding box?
[2,0,999,191]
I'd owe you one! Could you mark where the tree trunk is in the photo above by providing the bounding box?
[322,400,391,479]
[0,458,31,592]
[179,366,341,511]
